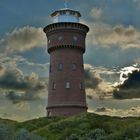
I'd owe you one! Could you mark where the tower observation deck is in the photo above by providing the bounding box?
[44,7,89,116]
[51,8,81,23]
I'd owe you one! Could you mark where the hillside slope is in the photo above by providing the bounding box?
[1,113,140,140]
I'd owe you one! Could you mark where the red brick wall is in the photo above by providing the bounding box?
[47,106,87,116]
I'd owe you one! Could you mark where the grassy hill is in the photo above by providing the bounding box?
[1,113,140,140]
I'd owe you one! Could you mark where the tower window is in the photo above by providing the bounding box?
[58,36,63,41]
[73,36,78,41]
[52,82,56,90]
[72,63,77,70]
[80,82,84,90]
[58,63,63,71]
[65,82,70,89]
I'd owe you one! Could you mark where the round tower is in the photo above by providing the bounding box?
[44,8,89,116]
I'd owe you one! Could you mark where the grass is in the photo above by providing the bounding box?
[1,113,140,140]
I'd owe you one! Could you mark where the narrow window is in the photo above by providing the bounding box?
[80,82,84,90]
[66,82,70,89]
[72,63,77,70]
[58,63,63,71]
[52,82,56,90]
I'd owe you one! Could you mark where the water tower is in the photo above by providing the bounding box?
[44,4,89,116]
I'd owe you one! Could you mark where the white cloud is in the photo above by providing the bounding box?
[90,7,103,20]
[120,66,139,84]
[0,26,46,53]
[87,22,140,49]
[0,54,49,77]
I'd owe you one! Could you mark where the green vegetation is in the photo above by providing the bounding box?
[0,113,140,140]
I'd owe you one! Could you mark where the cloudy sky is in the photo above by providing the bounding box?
[0,0,140,121]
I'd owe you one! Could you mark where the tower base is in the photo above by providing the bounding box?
[46,105,87,117]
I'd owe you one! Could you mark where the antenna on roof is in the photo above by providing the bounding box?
[64,0,68,8]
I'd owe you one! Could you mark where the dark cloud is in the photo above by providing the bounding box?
[0,65,46,103]
[113,70,140,99]
[0,66,45,91]
[85,66,102,89]
[84,64,114,100]
[6,90,39,104]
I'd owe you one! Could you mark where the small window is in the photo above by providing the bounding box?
[58,63,63,71]
[73,36,78,41]
[66,82,70,89]
[52,82,56,90]
[58,36,63,41]
[72,63,77,70]
[80,82,84,90]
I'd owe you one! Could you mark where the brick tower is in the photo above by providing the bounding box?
[44,7,89,116]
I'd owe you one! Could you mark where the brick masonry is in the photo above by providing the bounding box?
[44,22,89,116]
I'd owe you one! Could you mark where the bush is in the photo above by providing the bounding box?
[120,125,140,140]
[0,124,14,140]
[67,134,80,140]
[0,124,45,140]
[14,128,45,140]
[68,129,106,140]
[82,129,106,140]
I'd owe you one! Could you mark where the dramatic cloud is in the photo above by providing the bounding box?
[6,90,40,104]
[0,26,46,53]
[84,64,102,89]
[93,66,120,83]
[113,69,140,99]
[0,66,45,90]
[84,64,114,99]
[87,23,140,49]
[0,65,46,103]
[0,54,49,78]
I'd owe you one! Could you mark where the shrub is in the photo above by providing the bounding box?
[0,124,14,140]
[14,128,45,140]
[82,129,106,140]
[67,134,80,140]
[0,123,45,140]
